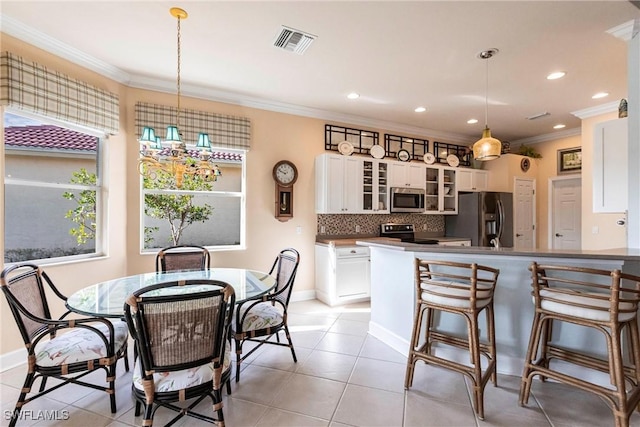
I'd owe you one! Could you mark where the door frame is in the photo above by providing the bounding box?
[548,175,581,250]
[513,177,536,249]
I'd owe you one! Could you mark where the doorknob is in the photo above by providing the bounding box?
[516,233,522,237]
[555,233,563,237]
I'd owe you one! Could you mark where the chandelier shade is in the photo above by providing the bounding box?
[137,7,221,188]
[472,49,501,161]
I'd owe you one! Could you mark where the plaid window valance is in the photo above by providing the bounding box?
[0,52,119,134]
[135,102,251,150]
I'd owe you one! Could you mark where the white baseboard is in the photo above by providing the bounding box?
[1,347,27,372]
[290,289,316,302]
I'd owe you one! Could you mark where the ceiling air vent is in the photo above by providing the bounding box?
[526,112,551,120]
[273,26,316,55]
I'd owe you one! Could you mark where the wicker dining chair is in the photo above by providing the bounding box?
[232,248,300,382]
[0,263,129,427]
[520,262,640,427]
[155,245,211,272]
[405,259,500,420]
[124,279,235,427]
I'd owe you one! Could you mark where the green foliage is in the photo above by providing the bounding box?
[62,168,97,245]
[143,167,214,247]
[518,145,542,159]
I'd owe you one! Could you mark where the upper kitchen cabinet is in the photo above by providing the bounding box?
[425,166,457,214]
[315,153,362,213]
[456,169,488,192]
[362,159,389,213]
[593,118,628,213]
[483,154,537,193]
[389,162,425,188]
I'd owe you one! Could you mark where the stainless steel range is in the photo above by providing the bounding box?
[379,223,439,244]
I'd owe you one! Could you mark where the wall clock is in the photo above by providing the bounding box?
[273,160,298,222]
[521,157,531,172]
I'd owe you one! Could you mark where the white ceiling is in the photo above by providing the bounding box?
[2,1,639,145]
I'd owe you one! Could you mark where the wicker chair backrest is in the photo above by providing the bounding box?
[0,264,52,343]
[270,248,300,306]
[156,245,211,272]
[125,280,234,372]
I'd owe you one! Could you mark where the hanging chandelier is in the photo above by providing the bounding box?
[138,7,221,188]
[472,49,502,161]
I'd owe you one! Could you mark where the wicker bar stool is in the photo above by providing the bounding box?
[405,259,500,420]
[519,262,640,427]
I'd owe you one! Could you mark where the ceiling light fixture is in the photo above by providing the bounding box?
[547,71,566,80]
[347,92,360,100]
[472,49,501,161]
[592,92,609,99]
[138,7,221,188]
[414,106,426,113]
[553,124,566,129]
[467,119,479,124]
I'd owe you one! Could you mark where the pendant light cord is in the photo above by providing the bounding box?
[484,56,489,128]
[176,14,182,130]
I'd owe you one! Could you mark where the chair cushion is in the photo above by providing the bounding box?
[421,281,493,309]
[133,348,231,393]
[237,302,284,332]
[35,320,129,367]
[539,289,637,322]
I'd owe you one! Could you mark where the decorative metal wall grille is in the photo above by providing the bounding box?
[325,124,379,154]
[384,134,429,161]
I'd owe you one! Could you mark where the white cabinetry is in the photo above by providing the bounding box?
[362,160,389,213]
[425,166,457,214]
[389,163,425,188]
[315,244,370,306]
[315,154,361,213]
[456,169,488,192]
[593,118,628,213]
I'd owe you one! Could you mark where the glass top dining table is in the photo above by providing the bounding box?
[65,268,276,318]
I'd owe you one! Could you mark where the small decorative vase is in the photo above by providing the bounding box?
[619,98,628,118]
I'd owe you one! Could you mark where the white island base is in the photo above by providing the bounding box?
[362,242,640,381]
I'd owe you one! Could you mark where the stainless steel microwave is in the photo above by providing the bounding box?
[390,187,425,213]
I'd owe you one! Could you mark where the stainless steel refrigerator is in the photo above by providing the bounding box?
[445,192,513,247]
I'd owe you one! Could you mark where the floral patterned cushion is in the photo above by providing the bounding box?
[238,302,283,332]
[35,320,129,367]
[133,347,232,393]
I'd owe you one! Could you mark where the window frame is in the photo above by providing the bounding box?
[2,107,107,265]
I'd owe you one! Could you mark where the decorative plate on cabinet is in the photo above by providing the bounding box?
[446,154,460,167]
[397,149,411,162]
[370,144,385,159]
[338,141,354,156]
[424,153,436,165]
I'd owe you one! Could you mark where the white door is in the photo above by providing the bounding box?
[514,178,535,249]
[551,178,582,250]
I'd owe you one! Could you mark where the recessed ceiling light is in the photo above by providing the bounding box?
[414,106,426,113]
[553,124,566,129]
[592,92,609,99]
[547,71,566,80]
[347,92,360,100]
[467,119,478,124]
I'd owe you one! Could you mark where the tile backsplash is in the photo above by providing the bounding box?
[317,214,444,235]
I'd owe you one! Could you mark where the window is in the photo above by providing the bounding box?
[3,110,103,263]
[140,149,246,251]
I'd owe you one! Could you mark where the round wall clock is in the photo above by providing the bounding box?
[273,160,298,187]
[521,157,531,172]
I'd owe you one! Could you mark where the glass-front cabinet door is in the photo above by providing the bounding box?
[425,166,457,214]
[362,160,388,213]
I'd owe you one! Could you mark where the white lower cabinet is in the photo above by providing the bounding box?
[315,244,370,306]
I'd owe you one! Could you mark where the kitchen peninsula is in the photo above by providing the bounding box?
[357,240,640,379]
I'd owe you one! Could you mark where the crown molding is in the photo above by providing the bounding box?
[129,75,475,145]
[1,15,131,84]
[511,127,581,146]
[571,101,618,119]
[606,19,638,41]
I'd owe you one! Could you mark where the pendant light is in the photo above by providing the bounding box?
[472,49,502,161]
[138,7,221,188]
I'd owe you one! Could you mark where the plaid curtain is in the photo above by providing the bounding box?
[135,102,251,150]
[0,51,119,134]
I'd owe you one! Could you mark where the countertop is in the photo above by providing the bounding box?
[356,239,640,261]
[315,235,472,247]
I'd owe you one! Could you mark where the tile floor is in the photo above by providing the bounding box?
[2,299,640,427]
